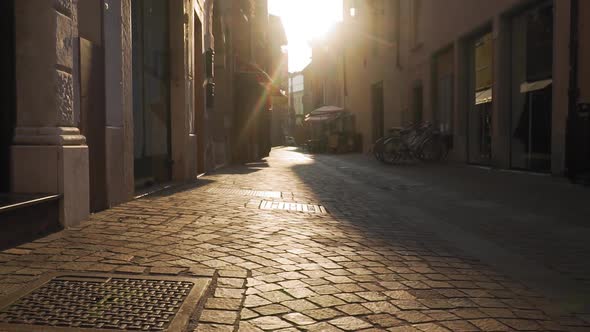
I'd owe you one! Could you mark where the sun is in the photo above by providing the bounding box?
[268,0,343,72]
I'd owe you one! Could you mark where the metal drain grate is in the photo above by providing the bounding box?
[207,187,282,198]
[0,273,210,332]
[258,200,328,214]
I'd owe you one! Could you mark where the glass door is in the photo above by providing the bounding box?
[510,4,553,172]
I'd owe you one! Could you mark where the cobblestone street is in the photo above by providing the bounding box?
[1,147,590,331]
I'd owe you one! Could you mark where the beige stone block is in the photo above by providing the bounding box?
[59,145,89,227]
[11,144,89,227]
[11,145,60,193]
[105,126,130,206]
[55,70,74,126]
[54,11,73,68]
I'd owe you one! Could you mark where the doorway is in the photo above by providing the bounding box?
[0,0,16,193]
[194,14,206,174]
[371,82,384,140]
[434,48,454,139]
[468,32,493,165]
[412,83,424,124]
[132,0,172,188]
[567,0,590,180]
[510,3,553,172]
[78,0,107,212]
[79,38,106,212]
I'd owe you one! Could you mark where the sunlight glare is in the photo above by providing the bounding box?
[268,0,343,72]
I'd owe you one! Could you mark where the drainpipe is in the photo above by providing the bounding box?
[566,0,580,179]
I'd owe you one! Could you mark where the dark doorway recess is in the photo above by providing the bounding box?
[79,38,107,212]
[510,4,554,172]
[371,81,384,141]
[468,32,493,165]
[194,14,206,174]
[412,83,424,124]
[0,0,16,193]
[132,0,172,188]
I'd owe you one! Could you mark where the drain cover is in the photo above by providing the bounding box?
[258,200,328,214]
[0,273,210,332]
[207,187,282,198]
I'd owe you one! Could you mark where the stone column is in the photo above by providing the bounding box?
[552,0,572,175]
[491,15,511,169]
[11,0,89,227]
[452,39,468,162]
[103,0,134,206]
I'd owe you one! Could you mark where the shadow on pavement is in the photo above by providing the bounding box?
[289,151,590,316]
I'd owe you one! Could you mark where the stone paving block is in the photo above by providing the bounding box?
[440,320,479,331]
[0,148,583,332]
[303,308,343,320]
[469,318,511,331]
[281,299,319,311]
[412,323,451,332]
[206,298,243,310]
[252,303,291,315]
[366,314,404,328]
[302,322,344,332]
[308,294,346,307]
[238,321,265,332]
[216,287,246,299]
[247,316,292,330]
[259,290,294,303]
[362,301,400,314]
[337,303,373,316]
[199,309,239,324]
[194,323,235,331]
[218,277,246,288]
[328,316,372,331]
[282,312,316,326]
[240,308,260,320]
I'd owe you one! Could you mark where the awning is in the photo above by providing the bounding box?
[475,88,492,105]
[305,106,348,123]
[311,105,344,114]
[520,79,552,93]
[305,114,339,122]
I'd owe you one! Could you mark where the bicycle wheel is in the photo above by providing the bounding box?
[382,136,402,164]
[418,137,445,162]
[373,137,386,162]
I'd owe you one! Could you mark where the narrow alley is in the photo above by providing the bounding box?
[1,148,589,331]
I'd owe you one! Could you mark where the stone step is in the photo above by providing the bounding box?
[0,193,61,250]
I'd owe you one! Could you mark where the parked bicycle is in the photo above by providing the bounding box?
[374,121,449,164]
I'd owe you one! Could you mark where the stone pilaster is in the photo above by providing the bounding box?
[11,0,89,227]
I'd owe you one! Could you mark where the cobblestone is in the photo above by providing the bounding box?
[0,148,588,331]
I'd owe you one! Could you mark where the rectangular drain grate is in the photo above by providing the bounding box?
[206,187,282,198]
[0,273,210,332]
[258,200,328,214]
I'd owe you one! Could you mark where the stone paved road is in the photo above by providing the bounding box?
[1,147,590,331]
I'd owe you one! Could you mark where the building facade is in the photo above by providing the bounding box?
[338,0,590,177]
[1,0,278,242]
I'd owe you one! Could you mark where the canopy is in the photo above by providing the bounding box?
[311,105,344,114]
[520,79,552,93]
[305,105,346,123]
[305,114,340,122]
